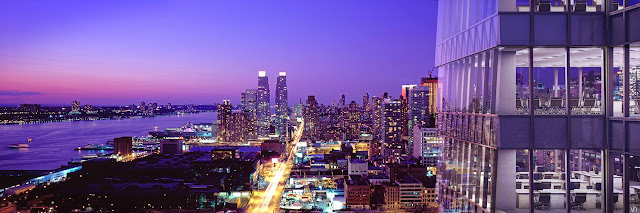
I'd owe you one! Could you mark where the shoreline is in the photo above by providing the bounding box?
[0,111,213,126]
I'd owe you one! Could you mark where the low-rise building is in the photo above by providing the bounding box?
[382,174,438,211]
[412,127,441,168]
[348,159,368,176]
[260,139,284,155]
[160,139,183,154]
[344,178,371,210]
[366,174,390,186]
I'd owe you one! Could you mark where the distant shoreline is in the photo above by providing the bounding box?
[0,111,212,126]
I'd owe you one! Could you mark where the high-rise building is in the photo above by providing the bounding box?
[371,96,384,140]
[435,1,640,212]
[342,101,362,140]
[420,77,438,116]
[408,86,431,155]
[275,72,289,140]
[363,93,371,112]
[401,85,417,100]
[229,112,247,142]
[139,101,146,112]
[412,127,440,169]
[217,100,232,142]
[241,89,258,141]
[409,86,430,128]
[400,85,416,140]
[303,95,320,141]
[71,101,80,112]
[339,94,346,108]
[147,103,157,115]
[113,137,133,157]
[257,70,270,138]
[383,100,402,145]
[382,99,403,163]
[399,95,409,137]
[362,93,371,124]
[167,103,172,110]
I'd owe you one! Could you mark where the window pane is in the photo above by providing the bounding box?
[570,48,604,115]
[516,48,531,115]
[533,48,567,115]
[570,0,604,12]
[613,153,624,212]
[626,154,640,211]
[631,45,640,117]
[535,0,566,12]
[613,46,625,117]
[499,0,531,12]
[533,149,566,212]
[515,150,531,211]
[568,150,602,211]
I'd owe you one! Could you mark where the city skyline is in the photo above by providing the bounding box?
[0,0,438,106]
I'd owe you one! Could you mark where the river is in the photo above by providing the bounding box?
[0,112,216,170]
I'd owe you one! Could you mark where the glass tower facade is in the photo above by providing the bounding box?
[257,71,270,138]
[435,0,640,212]
[275,72,288,140]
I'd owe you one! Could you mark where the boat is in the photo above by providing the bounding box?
[7,144,29,148]
[7,138,31,148]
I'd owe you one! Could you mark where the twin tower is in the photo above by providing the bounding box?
[253,71,288,140]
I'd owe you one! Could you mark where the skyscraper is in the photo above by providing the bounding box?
[362,93,371,124]
[339,94,346,108]
[371,96,384,140]
[382,99,403,163]
[275,72,289,140]
[217,100,232,142]
[420,77,438,116]
[229,112,247,142]
[342,101,361,140]
[241,89,258,141]
[434,1,640,212]
[401,85,417,100]
[407,86,430,156]
[409,86,430,128]
[303,95,319,141]
[257,71,270,138]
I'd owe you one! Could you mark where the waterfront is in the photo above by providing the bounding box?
[0,112,216,170]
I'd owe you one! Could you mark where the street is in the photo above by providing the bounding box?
[246,119,304,213]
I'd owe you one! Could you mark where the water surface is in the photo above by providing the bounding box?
[0,112,216,170]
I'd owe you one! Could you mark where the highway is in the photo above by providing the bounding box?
[247,119,304,213]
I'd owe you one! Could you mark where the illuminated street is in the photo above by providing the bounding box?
[247,119,304,213]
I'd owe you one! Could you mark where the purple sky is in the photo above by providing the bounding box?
[0,0,438,106]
